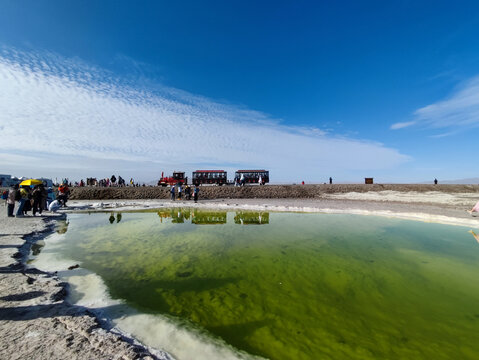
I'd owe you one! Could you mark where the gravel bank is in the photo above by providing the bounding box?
[69,184,479,200]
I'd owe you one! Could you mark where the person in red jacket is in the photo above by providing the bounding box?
[57,182,70,207]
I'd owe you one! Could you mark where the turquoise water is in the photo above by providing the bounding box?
[34,209,479,359]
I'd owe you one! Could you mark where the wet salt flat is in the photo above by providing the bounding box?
[30,209,479,360]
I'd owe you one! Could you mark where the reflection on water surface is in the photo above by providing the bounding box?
[156,209,268,225]
[32,210,479,360]
[234,211,269,225]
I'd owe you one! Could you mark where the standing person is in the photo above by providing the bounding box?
[240,173,245,186]
[32,185,41,216]
[178,183,183,200]
[170,185,175,201]
[6,184,17,217]
[259,175,262,185]
[194,185,199,203]
[111,175,117,186]
[32,184,47,216]
[46,187,55,208]
[434,178,438,185]
[2,189,7,205]
[40,183,48,211]
[329,177,333,184]
[58,182,70,207]
[185,185,191,200]
[22,187,33,215]
[16,186,28,217]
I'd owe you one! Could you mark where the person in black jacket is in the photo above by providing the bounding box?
[32,184,47,216]
[194,186,199,203]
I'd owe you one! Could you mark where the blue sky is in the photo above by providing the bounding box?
[1,1,479,183]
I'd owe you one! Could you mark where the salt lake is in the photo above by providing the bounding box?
[30,209,479,360]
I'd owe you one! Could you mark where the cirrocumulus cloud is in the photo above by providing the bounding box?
[0,48,408,182]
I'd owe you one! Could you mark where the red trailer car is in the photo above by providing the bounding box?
[158,171,187,187]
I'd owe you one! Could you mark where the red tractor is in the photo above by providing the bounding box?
[158,171,187,187]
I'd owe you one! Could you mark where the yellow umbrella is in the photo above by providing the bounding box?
[19,179,43,187]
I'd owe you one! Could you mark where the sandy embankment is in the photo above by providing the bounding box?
[68,183,479,201]
[1,185,479,359]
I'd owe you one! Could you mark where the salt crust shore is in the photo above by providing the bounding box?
[1,192,479,360]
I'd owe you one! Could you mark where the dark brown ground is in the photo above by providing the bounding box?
[68,184,479,200]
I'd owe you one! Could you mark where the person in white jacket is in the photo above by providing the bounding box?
[48,199,61,212]
[6,185,17,217]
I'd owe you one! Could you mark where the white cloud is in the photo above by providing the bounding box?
[429,130,460,138]
[395,75,479,133]
[390,121,416,130]
[415,76,479,127]
[0,48,408,181]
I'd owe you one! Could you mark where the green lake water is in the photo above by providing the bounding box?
[34,209,479,359]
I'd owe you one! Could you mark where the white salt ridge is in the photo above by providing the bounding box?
[30,232,80,272]
[323,190,478,206]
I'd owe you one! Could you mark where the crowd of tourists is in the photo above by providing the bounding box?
[170,183,199,202]
[3,181,70,218]
[3,174,205,218]
[84,175,139,187]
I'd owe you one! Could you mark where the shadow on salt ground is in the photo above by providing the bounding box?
[0,244,19,248]
[0,264,43,274]
[0,291,46,301]
[0,233,25,239]
[0,234,27,238]
[0,302,127,322]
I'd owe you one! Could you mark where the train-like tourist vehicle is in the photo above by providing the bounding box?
[157,171,187,187]
[235,170,269,184]
[192,170,228,186]
[159,169,269,186]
